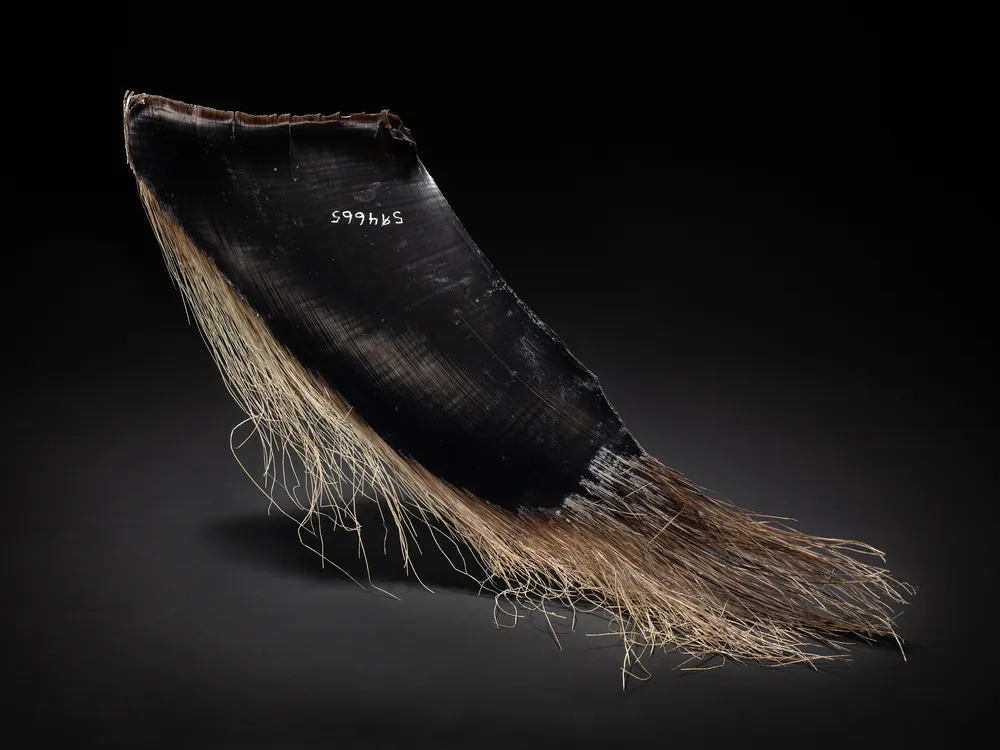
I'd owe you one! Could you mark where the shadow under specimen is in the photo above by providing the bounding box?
[204,499,488,596]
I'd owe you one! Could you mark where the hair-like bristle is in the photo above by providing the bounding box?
[134,174,912,680]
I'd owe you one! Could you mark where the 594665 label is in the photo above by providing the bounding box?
[332,210,403,226]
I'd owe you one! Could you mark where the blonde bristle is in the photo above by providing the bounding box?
[135,177,913,679]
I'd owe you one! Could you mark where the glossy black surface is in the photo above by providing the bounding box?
[125,96,639,510]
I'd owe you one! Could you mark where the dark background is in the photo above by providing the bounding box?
[6,10,994,748]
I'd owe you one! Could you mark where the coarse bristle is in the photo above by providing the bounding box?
[134,174,913,681]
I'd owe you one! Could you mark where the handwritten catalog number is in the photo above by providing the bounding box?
[332,210,403,226]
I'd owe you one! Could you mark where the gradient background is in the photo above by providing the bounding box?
[7,12,994,748]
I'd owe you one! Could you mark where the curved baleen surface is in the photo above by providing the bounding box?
[125,94,638,510]
[125,93,910,670]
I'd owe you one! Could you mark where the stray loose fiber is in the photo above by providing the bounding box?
[135,176,913,679]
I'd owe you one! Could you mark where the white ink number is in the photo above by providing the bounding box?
[332,210,403,226]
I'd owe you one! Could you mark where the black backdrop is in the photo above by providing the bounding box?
[6,10,994,748]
